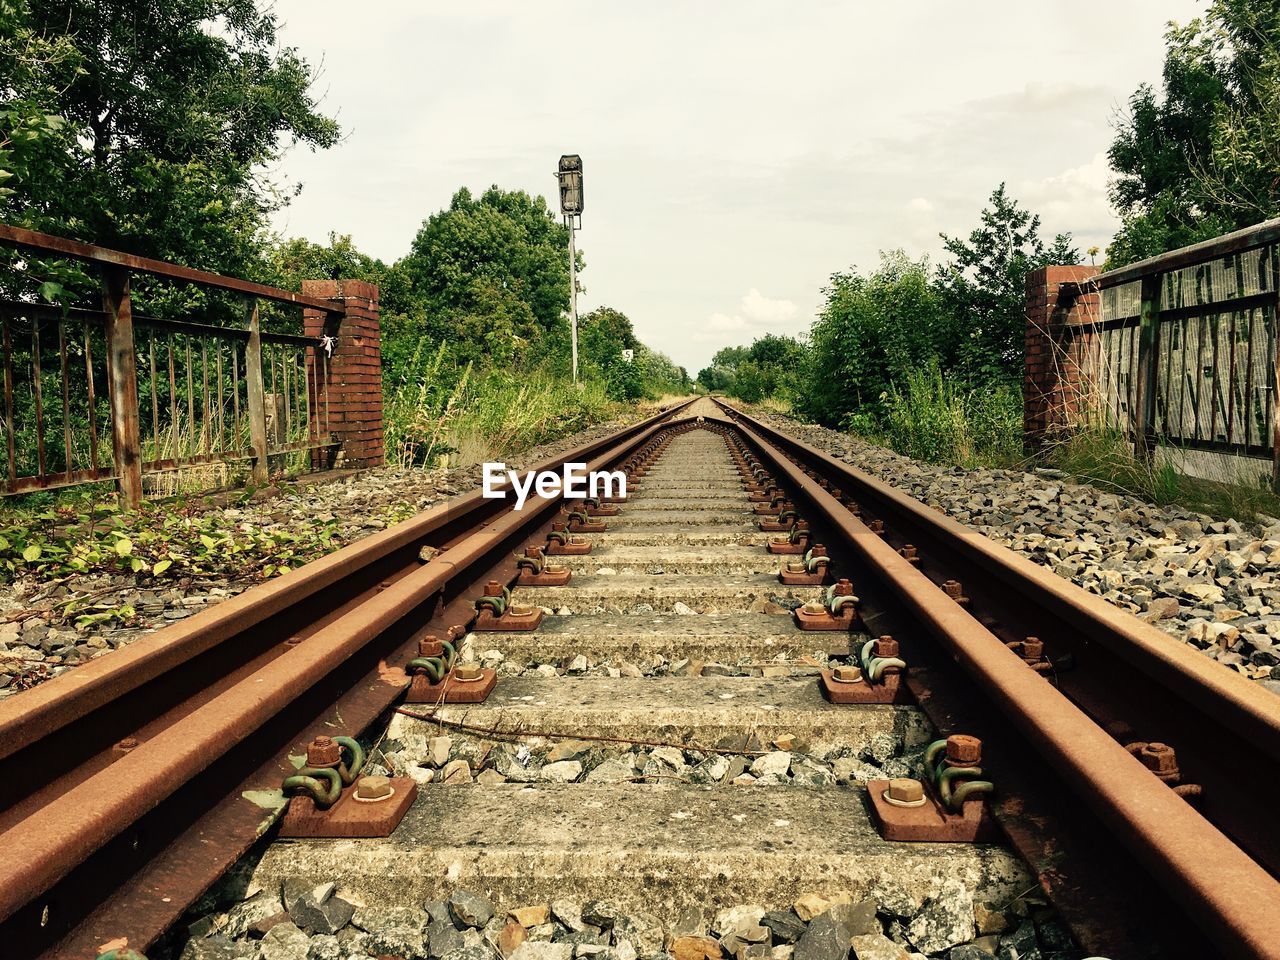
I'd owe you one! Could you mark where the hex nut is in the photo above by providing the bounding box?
[873,636,899,658]
[946,734,983,766]
[455,664,483,682]
[307,736,341,767]
[884,778,927,807]
[831,665,864,684]
[355,775,392,801]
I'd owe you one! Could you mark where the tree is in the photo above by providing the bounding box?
[1108,1,1280,265]
[696,364,735,393]
[2,0,339,295]
[395,186,575,365]
[798,252,951,426]
[936,184,1078,381]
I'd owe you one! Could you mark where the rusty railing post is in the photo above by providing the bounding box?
[102,268,143,508]
[244,297,269,485]
[1273,243,1280,493]
[1133,273,1161,458]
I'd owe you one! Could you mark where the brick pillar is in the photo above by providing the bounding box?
[302,279,383,469]
[1024,265,1099,449]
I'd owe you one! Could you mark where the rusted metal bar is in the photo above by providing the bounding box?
[244,298,268,485]
[58,320,71,474]
[148,334,160,457]
[1134,274,1160,456]
[201,339,211,454]
[2,315,14,490]
[185,339,195,456]
[232,343,241,448]
[282,345,292,443]
[102,269,142,509]
[0,224,342,314]
[1073,216,1280,292]
[167,335,178,459]
[1272,244,1280,490]
[302,345,314,445]
[215,341,224,453]
[32,317,46,478]
[5,467,116,494]
[0,301,321,348]
[83,325,98,473]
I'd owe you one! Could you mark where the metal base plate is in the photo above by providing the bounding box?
[779,569,828,585]
[767,540,808,555]
[474,607,544,631]
[546,541,591,556]
[517,568,573,586]
[406,668,498,703]
[865,779,998,842]
[793,608,857,631]
[279,777,418,838]
[820,670,910,704]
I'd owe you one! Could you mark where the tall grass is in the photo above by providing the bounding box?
[849,363,1024,469]
[385,340,624,469]
[1044,416,1280,521]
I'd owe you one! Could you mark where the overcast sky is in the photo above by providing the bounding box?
[268,1,1206,373]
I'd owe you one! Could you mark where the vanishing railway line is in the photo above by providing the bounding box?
[0,396,1277,960]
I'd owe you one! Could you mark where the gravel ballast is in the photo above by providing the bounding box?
[745,408,1280,693]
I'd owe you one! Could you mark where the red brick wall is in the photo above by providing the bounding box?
[302,279,383,469]
[1024,265,1100,448]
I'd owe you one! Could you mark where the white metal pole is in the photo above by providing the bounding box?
[568,219,579,385]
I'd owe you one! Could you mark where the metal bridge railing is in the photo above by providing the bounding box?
[0,225,344,506]
[1061,218,1280,475]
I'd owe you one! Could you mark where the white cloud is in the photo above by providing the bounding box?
[694,289,800,345]
[1017,152,1117,254]
[906,197,934,214]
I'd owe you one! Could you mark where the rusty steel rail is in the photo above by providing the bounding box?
[0,398,695,959]
[714,400,1280,960]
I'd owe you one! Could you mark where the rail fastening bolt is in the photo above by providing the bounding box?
[885,778,926,806]
[355,775,392,801]
[873,636,899,658]
[1137,742,1180,778]
[418,635,444,657]
[307,735,342,768]
[831,665,863,683]
[114,736,140,753]
[945,734,982,766]
[455,664,483,682]
[1022,637,1045,661]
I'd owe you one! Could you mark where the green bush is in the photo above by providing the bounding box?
[384,339,622,469]
[852,363,1023,469]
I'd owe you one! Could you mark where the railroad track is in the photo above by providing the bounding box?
[1,397,1277,960]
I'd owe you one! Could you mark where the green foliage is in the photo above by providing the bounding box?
[1,0,339,300]
[936,184,1079,379]
[0,495,378,589]
[797,251,951,425]
[383,338,624,468]
[862,362,1023,469]
[1108,0,1280,265]
[697,333,805,404]
[393,187,574,367]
